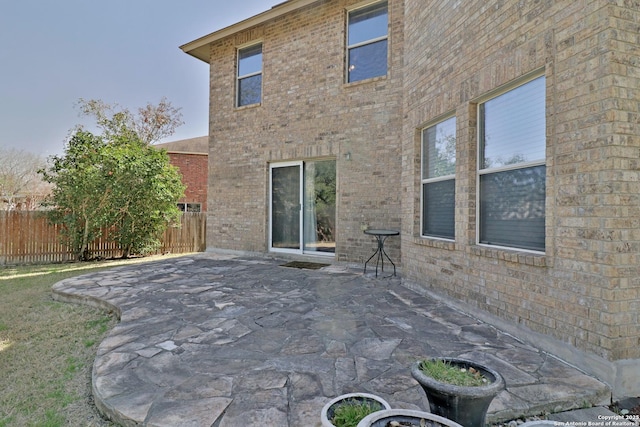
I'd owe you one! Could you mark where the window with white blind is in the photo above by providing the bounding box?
[346,1,388,83]
[237,43,262,107]
[422,116,456,239]
[478,75,546,251]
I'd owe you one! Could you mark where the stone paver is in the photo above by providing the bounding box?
[52,253,611,426]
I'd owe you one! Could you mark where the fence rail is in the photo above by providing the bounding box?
[0,211,206,266]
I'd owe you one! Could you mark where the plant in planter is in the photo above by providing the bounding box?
[321,392,391,427]
[356,409,464,427]
[411,357,505,427]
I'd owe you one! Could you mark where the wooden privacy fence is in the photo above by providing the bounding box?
[0,211,206,266]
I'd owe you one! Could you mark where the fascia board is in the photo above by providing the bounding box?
[180,0,320,63]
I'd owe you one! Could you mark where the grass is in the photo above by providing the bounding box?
[331,399,384,427]
[418,359,489,387]
[0,255,185,426]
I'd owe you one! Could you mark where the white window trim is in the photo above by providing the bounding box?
[475,72,546,253]
[345,0,385,12]
[478,159,546,176]
[236,42,263,108]
[345,0,389,83]
[177,202,202,213]
[420,115,456,241]
[472,68,545,105]
[347,34,388,51]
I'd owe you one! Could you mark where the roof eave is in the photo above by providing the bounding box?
[179,0,320,63]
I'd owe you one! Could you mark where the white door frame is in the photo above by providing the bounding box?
[269,161,303,254]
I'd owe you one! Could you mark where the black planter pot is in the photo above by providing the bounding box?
[411,357,505,427]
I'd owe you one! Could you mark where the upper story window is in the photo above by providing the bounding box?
[478,75,546,252]
[237,43,262,107]
[422,116,456,239]
[347,1,388,83]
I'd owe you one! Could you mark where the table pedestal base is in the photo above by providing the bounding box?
[364,232,397,277]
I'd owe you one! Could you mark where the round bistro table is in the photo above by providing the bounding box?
[363,229,400,277]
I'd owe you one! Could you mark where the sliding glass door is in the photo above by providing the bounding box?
[270,162,302,252]
[270,160,335,255]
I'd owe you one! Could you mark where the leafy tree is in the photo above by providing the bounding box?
[40,99,186,260]
[39,131,112,260]
[100,136,185,258]
[76,97,184,145]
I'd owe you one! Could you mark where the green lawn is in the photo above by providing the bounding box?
[0,256,182,426]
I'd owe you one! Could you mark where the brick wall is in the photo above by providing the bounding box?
[194,0,640,397]
[168,152,208,211]
[206,0,405,260]
[401,0,640,395]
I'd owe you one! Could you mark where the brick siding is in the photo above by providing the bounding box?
[168,152,208,211]
[192,0,640,396]
[206,0,405,258]
[401,0,640,392]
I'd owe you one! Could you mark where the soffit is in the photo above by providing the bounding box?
[180,0,320,63]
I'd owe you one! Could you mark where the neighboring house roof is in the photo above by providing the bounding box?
[180,0,319,63]
[155,136,208,154]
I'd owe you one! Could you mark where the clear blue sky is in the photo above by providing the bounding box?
[0,0,279,157]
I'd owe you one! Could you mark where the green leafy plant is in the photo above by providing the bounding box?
[418,359,489,387]
[39,98,186,261]
[331,399,383,427]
